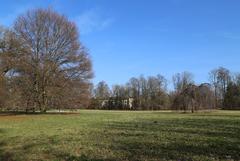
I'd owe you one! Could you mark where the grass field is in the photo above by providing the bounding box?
[0,110,239,161]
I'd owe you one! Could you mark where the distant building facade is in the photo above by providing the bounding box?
[100,97,134,110]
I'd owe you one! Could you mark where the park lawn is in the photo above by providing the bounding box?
[0,110,239,161]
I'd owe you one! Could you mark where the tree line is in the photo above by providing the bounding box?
[90,68,240,112]
[0,8,93,112]
[1,8,239,113]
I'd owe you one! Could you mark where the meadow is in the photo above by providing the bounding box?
[0,110,239,161]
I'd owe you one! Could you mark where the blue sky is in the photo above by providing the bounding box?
[1,0,240,88]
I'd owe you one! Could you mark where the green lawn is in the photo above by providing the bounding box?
[0,110,239,161]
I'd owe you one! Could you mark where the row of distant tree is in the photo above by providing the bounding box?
[1,8,239,113]
[0,8,93,112]
[90,67,240,111]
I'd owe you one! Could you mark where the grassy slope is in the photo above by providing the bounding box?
[0,110,239,161]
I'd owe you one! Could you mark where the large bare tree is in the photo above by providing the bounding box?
[10,8,93,112]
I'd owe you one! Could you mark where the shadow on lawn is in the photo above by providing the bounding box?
[0,132,15,161]
[0,151,108,161]
[0,113,239,161]
[0,151,14,161]
[56,153,115,161]
[0,111,79,116]
[103,118,240,161]
[0,129,114,161]
[0,138,112,161]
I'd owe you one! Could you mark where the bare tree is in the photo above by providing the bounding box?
[0,27,23,110]
[197,83,215,110]
[173,71,194,93]
[94,81,111,99]
[172,83,215,112]
[172,72,195,111]
[209,67,231,108]
[0,27,7,108]
[129,77,141,109]
[7,8,93,112]
[111,85,126,109]
[147,75,168,110]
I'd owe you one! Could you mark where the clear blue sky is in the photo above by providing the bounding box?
[1,0,240,87]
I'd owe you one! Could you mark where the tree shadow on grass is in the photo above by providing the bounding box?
[110,139,239,161]
[55,153,115,161]
[0,151,14,161]
[0,139,15,161]
[0,113,239,161]
[103,118,240,161]
[0,136,114,161]
[0,111,80,116]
